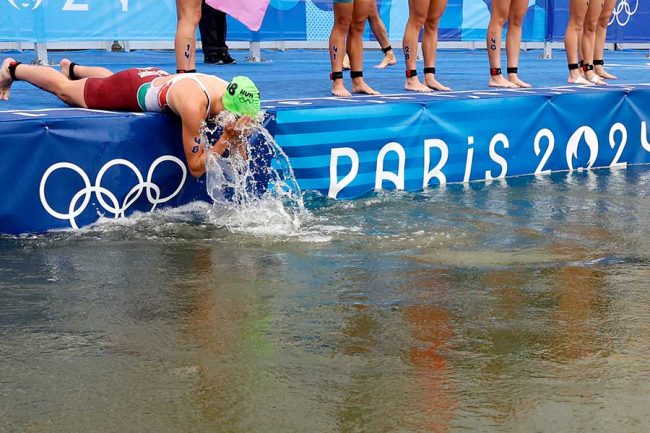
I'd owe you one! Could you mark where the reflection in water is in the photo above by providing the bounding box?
[2,168,650,432]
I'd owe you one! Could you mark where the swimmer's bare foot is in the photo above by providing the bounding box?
[568,75,595,86]
[342,54,351,71]
[489,75,518,88]
[351,79,380,95]
[59,58,72,79]
[587,72,607,85]
[405,77,432,92]
[374,50,397,69]
[332,81,351,97]
[596,66,617,80]
[507,74,532,88]
[424,74,451,91]
[0,58,16,101]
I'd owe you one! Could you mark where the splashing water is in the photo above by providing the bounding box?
[200,111,309,235]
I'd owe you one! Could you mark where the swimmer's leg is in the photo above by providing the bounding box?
[1,58,88,106]
[60,59,112,80]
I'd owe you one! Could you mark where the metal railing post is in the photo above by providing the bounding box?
[542,0,554,59]
[34,42,48,65]
[247,31,263,62]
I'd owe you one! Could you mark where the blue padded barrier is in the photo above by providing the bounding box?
[1,84,650,234]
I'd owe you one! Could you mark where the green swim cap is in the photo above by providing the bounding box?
[222,76,261,117]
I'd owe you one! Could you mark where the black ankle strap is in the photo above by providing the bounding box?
[405,69,417,78]
[381,45,392,54]
[568,63,580,70]
[330,71,343,81]
[69,62,79,80]
[176,69,197,74]
[506,67,518,74]
[582,63,594,72]
[423,67,436,75]
[490,67,501,76]
[578,60,584,68]
[350,70,363,79]
[593,59,604,66]
[8,61,21,81]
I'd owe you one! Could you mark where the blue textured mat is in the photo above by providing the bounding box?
[0,48,648,110]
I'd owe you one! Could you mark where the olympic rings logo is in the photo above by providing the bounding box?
[6,0,42,10]
[609,0,638,27]
[39,156,187,229]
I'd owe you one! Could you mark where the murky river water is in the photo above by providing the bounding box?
[1,167,650,433]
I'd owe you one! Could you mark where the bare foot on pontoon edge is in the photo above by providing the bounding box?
[596,66,617,80]
[352,79,380,95]
[332,81,352,97]
[374,51,397,69]
[567,75,595,86]
[489,75,518,88]
[424,74,451,91]
[405,77,432,93]
[507,73,532,88]
[0,58,16,101]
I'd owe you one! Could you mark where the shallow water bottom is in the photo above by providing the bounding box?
[1,167,650,433]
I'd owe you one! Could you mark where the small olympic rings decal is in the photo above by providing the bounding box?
[39,156,187,229]
[609,0,638,27]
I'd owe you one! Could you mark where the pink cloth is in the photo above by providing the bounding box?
[205,0,271,32]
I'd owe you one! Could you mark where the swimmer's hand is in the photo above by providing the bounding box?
[213,116,252,160]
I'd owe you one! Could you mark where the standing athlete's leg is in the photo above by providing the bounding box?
[594,0,617,79]
[349,0,380,95]
[175,0,202,72]
[565,0,591,84]
[581,0,606,84]
[403,0,430,92]
[329,1,354,96]
[505,0,531,87]
[487,0,517,88]
[422,0,450,91]
[0,58,87,106]
[367,0,396,68]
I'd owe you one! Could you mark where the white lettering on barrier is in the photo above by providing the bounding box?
[609,122,628,168]
[463,136,475,183]
[642,121,650,152]
[423,138,448,188]
[566,126,599,171]
[534,128,555,175]
[486,133,509,180]
[328,147,359,198]
[375,142,405,191]
[63,0,87,11]
[327,120,647,198]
